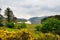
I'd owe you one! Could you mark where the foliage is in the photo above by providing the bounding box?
[0,23,59,40]
[0,22,4,26]
[35,25,42,31]
[44,32,56,40]
[4,8,14,22]
[17,23,26,29]
[0,29,33,40]
[5,22,14,28]
[13,17,17,22]
[0,14,4,21]
[0,29,59,40]
[1,7,60,40]
[41,15,60,22]
[0,8,4,27]
[41,17,60,34]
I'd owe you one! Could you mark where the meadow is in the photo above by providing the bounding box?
[0,23,60,40]
[0,8,60,40]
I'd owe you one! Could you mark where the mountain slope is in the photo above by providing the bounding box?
[29,17,45,24]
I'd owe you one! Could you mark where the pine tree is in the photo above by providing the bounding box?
[5,8,14,22]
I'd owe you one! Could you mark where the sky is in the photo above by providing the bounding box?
[0,0,60,19]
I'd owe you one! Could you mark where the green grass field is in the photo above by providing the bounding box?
[26,24,42,38]
[0,24,60,40]
[0,24,41,38]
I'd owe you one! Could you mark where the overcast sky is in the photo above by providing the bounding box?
[0,0,60,19]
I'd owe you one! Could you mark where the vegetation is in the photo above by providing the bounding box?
[0,8,60,40]
[0,22,4,26]
[17,23,26,29]
[0,29,59,40]
[41,15,60,22]
[0,8,4,27]
[5,22,14,28]
[5,8,13,22]
[35,26,42,31]
[36,17,60,35]
[0,29,33,40]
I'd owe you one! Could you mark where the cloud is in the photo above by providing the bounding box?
[0,0,60,19]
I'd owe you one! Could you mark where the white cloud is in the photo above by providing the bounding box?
[0,0,60,19]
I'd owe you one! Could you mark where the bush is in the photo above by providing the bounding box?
[6,22,14,28]
[35,26,42,31]
[41,17,60,34]
[0,29,33,40]
[0,22,4,26]
[0,29,59,40]
[19,29,33,40]
[18,22,26,29]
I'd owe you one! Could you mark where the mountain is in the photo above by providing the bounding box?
[17,15,60,24]
[41,15,60,22]
[29,17,45,24]
[17,18,27,22]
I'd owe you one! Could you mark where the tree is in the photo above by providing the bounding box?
[13,17,17,22]
[0,8,3,20]
[4,8,14,22]
[0,8,4,26]
[41,17,60,34]
[0,14,4,21]
[0,8,1,13]
[41,15,60,23]
[18,22,26,29]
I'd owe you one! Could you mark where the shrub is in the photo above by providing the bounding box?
[41,17,60,34]
[18,29,33,40]
[18,22,26,29]
[0,29,60,40]
[45,32,56,40]
[0,29,33,40]
[35,26,42,31]
[0,22,4,26]
[5,22,14,28]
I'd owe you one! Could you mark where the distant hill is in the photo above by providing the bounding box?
[16,15,60,24]
[41,15,60,22]
[17,18,27,22]
[17,17,44,24]
[29,17,45,24]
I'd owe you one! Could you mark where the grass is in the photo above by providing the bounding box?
[26,24,42,38]
[0,24,59,39]
[0,24,39,32]
[0,27,19,32]
[0,24,41,38]
[26,24,40,31]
